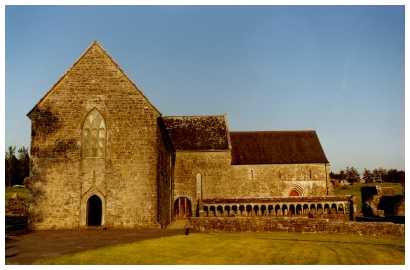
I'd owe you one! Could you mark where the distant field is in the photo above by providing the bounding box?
[35,232,404,265]
[333,182,403,211]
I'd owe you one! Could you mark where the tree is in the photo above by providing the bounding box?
[5,146,17,187]
[345,166,360,184]
[384,169,396,182]
[362,168,373,183]
[339,170,346,181]
[5,146,30,187]
[398,171,405,187]
[5,156,9,187]
[372,168,387,183]
[329,172,339,180]
[17,147,30,185]
[382,169,405,183]
[330,171,345,181]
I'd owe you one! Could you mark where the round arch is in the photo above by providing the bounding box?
[173,196,192,219]
[288,185,304,197]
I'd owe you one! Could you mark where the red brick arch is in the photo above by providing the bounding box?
[289,189,300,196]
[288,185,304,197]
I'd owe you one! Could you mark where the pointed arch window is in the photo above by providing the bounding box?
[82,109,106,158]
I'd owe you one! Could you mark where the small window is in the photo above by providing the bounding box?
[248,168,255,180]
[196,173,202,200]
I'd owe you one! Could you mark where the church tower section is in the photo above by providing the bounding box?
[26,42,166,229]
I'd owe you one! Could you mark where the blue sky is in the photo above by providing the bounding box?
[5,6,404,172]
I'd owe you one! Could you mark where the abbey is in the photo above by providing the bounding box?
[27,42,336,230]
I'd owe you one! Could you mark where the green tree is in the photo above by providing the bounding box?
[17,146,30,185]
[345,166,360,184]
[372,168,387,183]
[5,146,17,187]
[339,170,346,180]
[5,146,30,187]
[362,168,373,183]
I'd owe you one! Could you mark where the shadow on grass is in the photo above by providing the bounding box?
[6,228,186,265]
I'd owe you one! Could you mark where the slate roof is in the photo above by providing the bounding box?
[230,131,329,165]
[161,115,229,151]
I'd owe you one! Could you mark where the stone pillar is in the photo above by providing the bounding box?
[199,204,207,217]
[178,198,181,218]
[184,198,187,217]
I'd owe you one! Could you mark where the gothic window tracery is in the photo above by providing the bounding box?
[82,109,106,158]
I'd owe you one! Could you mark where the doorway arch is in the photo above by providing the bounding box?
[289,189,301,196]
[87,195,102,226]
[174,197,192,219]
[288,185,304,197]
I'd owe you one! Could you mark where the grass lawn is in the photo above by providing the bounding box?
[35,232,404,265]
[333,182,403,211]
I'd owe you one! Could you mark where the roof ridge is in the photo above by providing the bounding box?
[27,41,98,116]
[27,41,161,117]
[94,42,161,115]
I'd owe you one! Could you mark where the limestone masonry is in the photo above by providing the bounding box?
[26,41,337,230]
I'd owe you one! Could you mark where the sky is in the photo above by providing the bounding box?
[5,6,405,172]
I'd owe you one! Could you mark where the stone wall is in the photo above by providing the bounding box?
[230,163,330,197]
[173,151,331,217]
[156,120,175,227]
[172,150,231,214]
[27,43,170,229]
[191,217,405,237]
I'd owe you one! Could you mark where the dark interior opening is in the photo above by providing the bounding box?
[87,195,102,226]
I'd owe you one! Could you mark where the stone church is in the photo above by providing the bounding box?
[26,41,346,230]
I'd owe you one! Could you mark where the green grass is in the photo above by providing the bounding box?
[35,232,404,265]
[5,186,32,202]
[333,183,403,211]
[5,187,32,216]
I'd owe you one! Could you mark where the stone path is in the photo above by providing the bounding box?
[6,227,184,265]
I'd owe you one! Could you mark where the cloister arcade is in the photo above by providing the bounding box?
[198,196,352,220]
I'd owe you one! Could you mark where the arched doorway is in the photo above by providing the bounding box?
[87,195,102,226]
[174,197,192,219]
[288,185,303,197]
